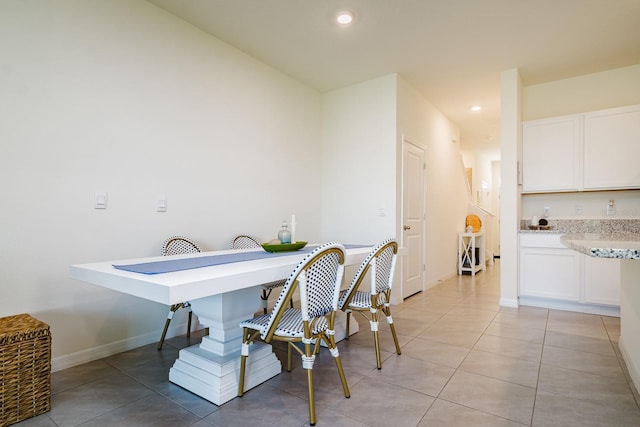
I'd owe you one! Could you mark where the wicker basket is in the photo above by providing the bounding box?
[0,314,51,426]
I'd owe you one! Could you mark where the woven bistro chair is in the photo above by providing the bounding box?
[238,242,350,426]
[157,236,202,350]
[338,238,401,369]
[231,234,289,314]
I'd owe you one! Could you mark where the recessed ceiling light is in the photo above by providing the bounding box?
[471,105,482,112]
[336,11,354,25]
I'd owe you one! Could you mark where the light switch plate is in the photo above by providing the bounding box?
[94,192,107,209]
[156,195,167,212]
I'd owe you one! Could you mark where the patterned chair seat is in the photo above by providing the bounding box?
[240,308,328,338]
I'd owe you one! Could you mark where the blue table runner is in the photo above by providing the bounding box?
[113,245,368,275]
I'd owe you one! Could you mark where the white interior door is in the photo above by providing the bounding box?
[402,139,425,298]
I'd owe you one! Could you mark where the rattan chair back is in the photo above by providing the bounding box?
[262,242,345,342]
[231,235,261,249]
[339,239,397,308]
[161,236,202,256]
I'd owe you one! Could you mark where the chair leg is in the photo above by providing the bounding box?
[384,306,401,355]
[238,354,248,397]
[345,310,351,339]
[158,318,172,350]
[157,304,180,350]
[238,328,249,397]
[186,303,192,337]
[325,334,350,399]
[371,309,383,369]
[303,341,317,426]
[261,288,270,314]
[287,342,293,372]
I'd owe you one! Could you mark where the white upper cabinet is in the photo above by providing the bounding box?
[583,105,640,190]
[522,115,581,193]
[522,104,640,193]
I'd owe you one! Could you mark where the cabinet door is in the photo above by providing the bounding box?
[522,115,581,192]
[583,255,620,306]
[584,105,640,190]
[519,247,581,301]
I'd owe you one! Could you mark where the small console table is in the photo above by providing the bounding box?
[458,232,485,275]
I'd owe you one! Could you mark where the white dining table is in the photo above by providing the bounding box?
[69,244,372,405]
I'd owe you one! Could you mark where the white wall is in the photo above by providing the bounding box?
[0,0,324,367]
[523,64,640,120]
[491,161,501,256]
[499,69,522,308]
[396,77,467,286]
[521,64,640,220]
[461,152,494,212]
[322,74,467,293]
[321,75,402,303]
[321,75,397,244]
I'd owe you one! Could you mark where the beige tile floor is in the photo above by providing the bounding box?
[16,260,640,426]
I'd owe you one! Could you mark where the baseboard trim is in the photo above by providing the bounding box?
[51,321,189,372]
[618,336,640,398]
[519,296,620,317]
[499,297,519,308]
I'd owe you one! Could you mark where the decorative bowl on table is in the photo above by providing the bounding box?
[261,242,308,253]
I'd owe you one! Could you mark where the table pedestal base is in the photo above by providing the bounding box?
[168,288,283,405]
[169,341,280,405]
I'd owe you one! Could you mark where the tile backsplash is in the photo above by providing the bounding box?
[521,190,640,219]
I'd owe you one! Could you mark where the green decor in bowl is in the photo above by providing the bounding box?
[261,242,308,253]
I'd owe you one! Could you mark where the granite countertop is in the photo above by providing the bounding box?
[518,218,640,258]
[520,218,640,234]
[560,233,640,259]
[519,228,563,234]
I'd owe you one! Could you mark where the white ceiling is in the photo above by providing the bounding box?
[147,0,640,161]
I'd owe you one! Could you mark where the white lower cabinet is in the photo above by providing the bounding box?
[519,233,620,315]
[584,255,621,306]
[519,241,581,301]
